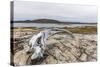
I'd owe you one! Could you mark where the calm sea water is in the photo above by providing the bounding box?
[13,23,96,28]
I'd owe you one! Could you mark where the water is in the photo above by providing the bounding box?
[13,23,96,28]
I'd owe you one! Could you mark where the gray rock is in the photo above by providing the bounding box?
[79,53,87,62]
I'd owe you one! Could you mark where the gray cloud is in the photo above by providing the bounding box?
[14,1,97,22]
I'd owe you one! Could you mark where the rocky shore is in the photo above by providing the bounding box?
[11,28,97,66]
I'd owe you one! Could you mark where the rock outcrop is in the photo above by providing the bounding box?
[12,31,97,66]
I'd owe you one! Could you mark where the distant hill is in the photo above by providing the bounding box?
[14,19,97,24]
[32,19,60,23]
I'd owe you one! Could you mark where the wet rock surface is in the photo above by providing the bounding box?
[12,31,97,66]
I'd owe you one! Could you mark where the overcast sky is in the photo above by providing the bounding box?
[14,1,97,23]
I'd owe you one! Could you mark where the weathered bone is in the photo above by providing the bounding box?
[28,29,76,60]
[29,29,51,60]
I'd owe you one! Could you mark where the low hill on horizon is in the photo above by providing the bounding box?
[14,19,97,24]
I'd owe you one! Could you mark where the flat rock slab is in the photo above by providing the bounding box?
[12,33,97,65]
